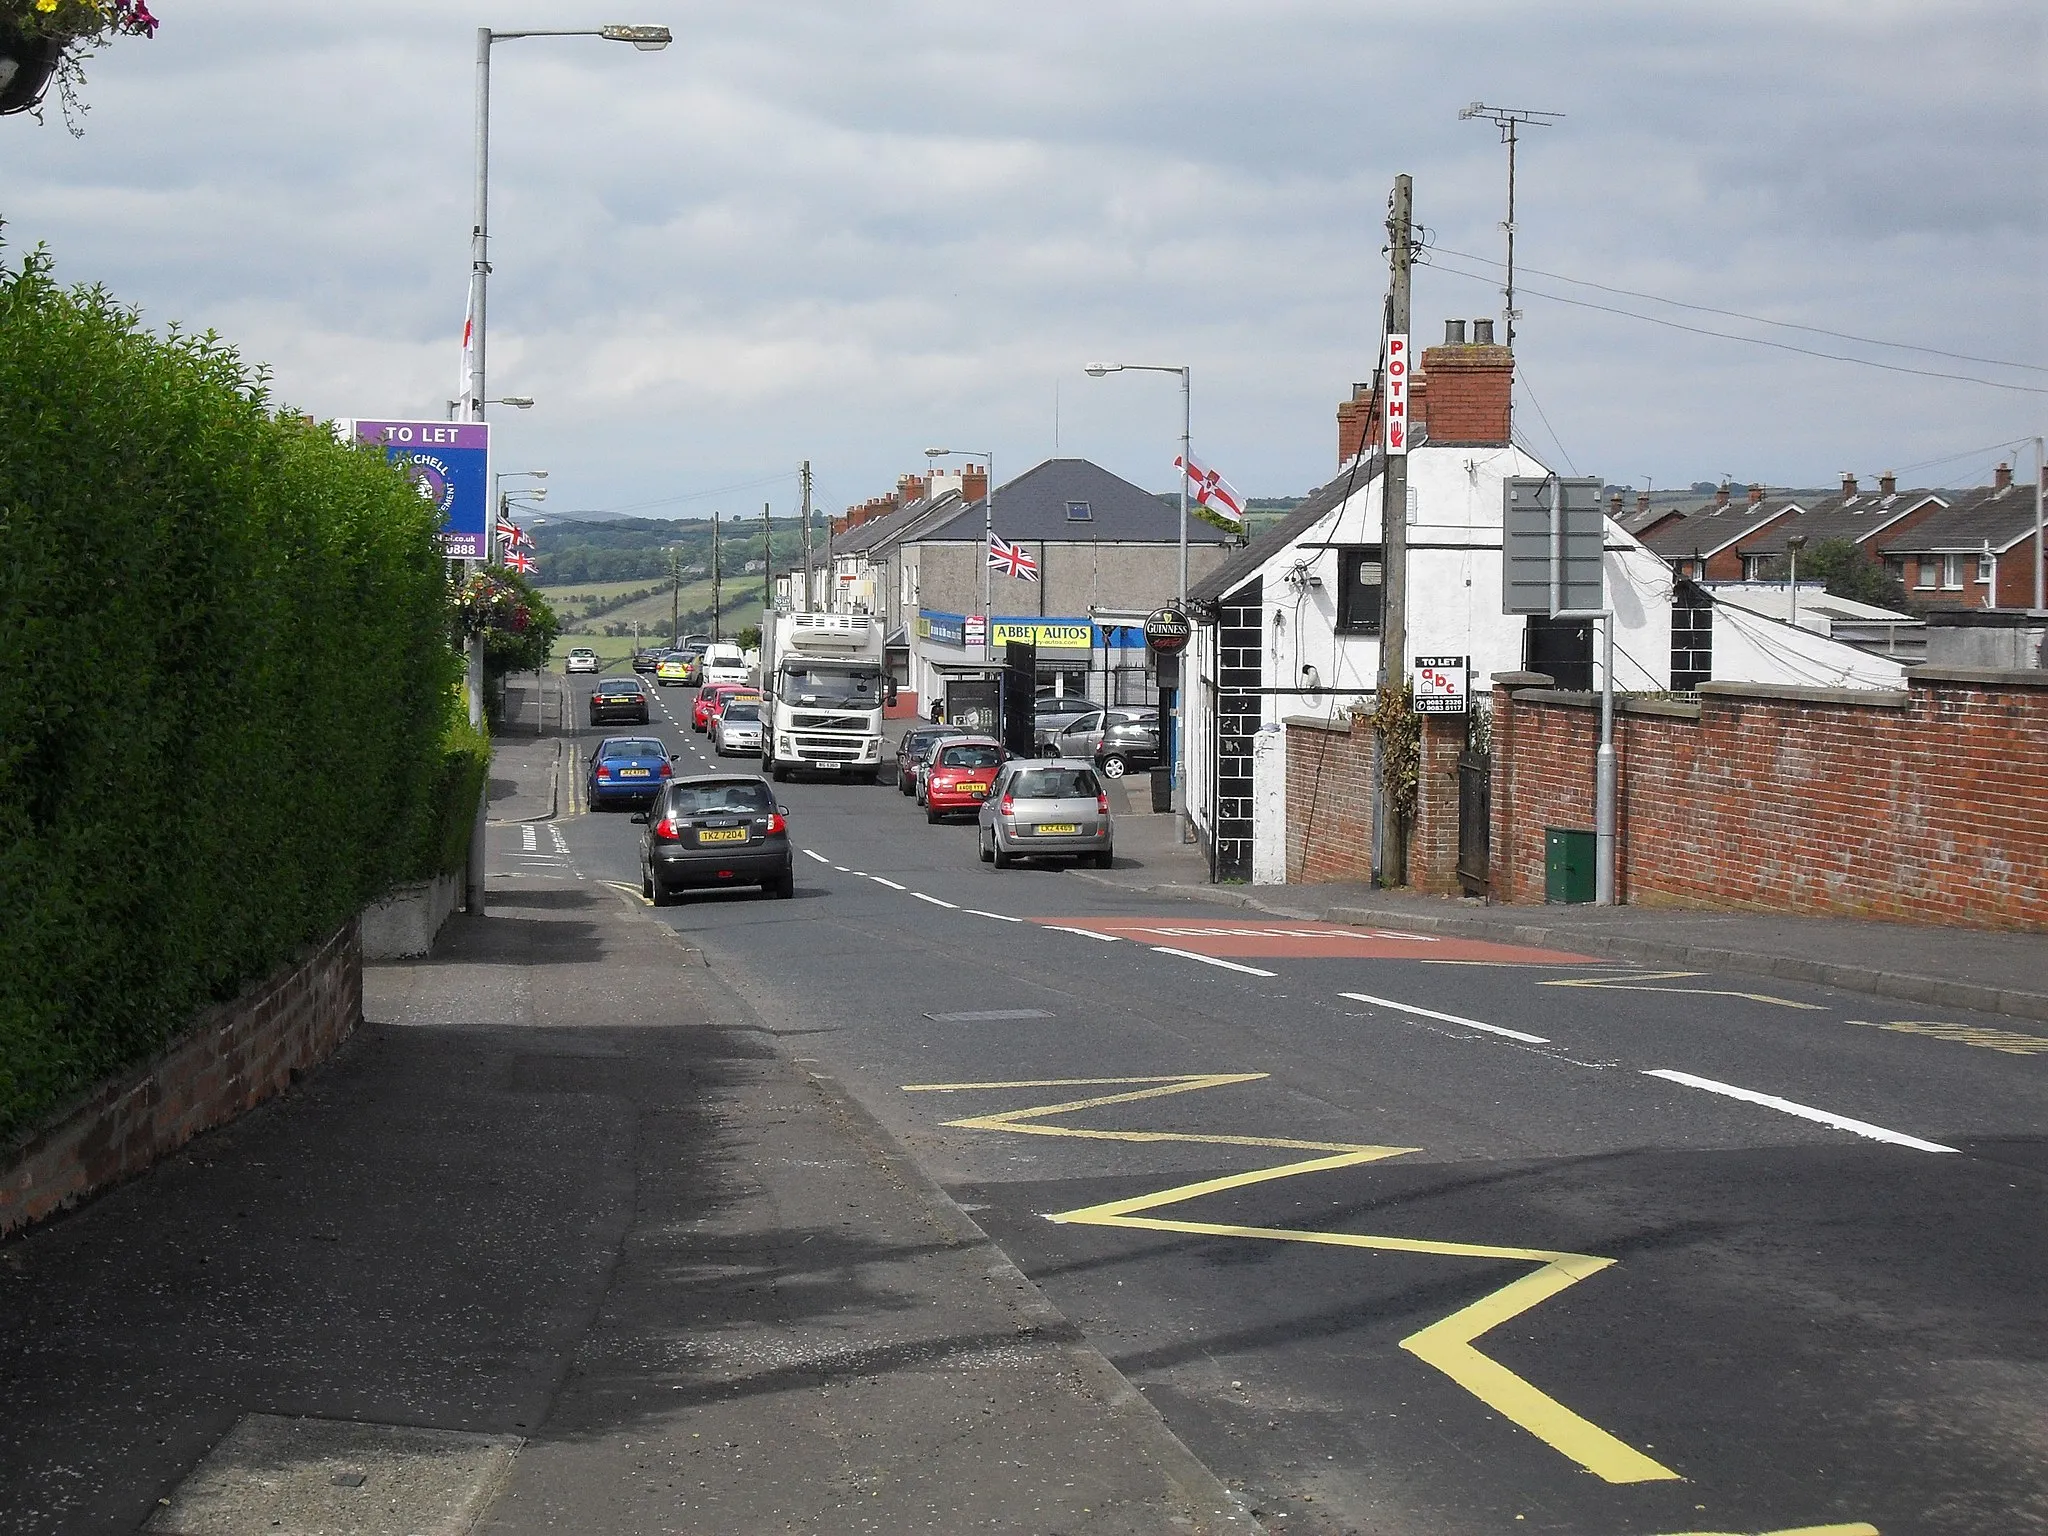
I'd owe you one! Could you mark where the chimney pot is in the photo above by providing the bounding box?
[1636,490,1651,513]
[1879,470,1897,495]
[1841,471,1858,498]
[1714,483,1730,509]
[1472,318,1496,345]
[1444,319,1467,345]
[1993,461,2013,491]
[1747,483,1764,506]
[1609,490,1623,513]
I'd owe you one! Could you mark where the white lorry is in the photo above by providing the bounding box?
[759,612,889,783]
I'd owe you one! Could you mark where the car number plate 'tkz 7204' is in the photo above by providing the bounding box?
[697,827,748,843]
[1033,823,1080,835]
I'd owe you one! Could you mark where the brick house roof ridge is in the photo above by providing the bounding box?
[1737,486,1947,556]
[1878,484,2042,553]
[856,490,965,557]
[1190,456,1381,608]
[1640,494,1809,559]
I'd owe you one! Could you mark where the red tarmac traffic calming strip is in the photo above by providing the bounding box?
[1032,916,1595,965]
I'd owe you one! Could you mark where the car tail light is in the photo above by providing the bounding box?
[659,761,673,778]
[653,816,681,841]
[999,794,1014,817]
[595,764,612,779]
[766,812,787,835]
[1097,793,1110,815]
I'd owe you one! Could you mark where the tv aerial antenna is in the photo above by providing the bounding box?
[1457,102,1564,351]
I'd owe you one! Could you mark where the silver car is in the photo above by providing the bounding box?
[978,758,1113,869]
[711,699,764,757]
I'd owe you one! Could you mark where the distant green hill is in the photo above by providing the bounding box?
[532,515,814,584]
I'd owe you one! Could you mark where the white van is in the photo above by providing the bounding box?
[700,641,751,688]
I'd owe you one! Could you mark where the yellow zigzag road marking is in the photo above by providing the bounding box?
[1541,971,1824,1010]
[1656,1526,1878,1536]
[902,1073,1679,1485]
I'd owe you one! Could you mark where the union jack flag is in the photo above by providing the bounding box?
[496,516,533,550]
[988,532,1039,583]
[502,547,536,576]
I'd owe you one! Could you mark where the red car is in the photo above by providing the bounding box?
[923,737,1004,823]
[693,683,757,732]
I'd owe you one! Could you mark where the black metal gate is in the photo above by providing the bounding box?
[1456,749,1491,897]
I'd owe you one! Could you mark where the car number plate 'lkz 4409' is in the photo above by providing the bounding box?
[1034,823,1080,835]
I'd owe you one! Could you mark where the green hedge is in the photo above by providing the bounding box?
[0,249,465,1139]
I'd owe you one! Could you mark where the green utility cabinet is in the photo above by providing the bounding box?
[1544,828,1596,904]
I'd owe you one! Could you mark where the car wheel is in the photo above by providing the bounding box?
[899,773,914,797]
[772,763,791,783]
[1098,754,1127,779]
[926,806,942,824]
[773,866,795,899]
[979,830,995,863]
[1094,849,1114,869]
[991,838,1012,870]
[649,879,671,907]
[641,865,654,900]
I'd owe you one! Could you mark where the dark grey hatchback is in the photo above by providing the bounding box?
[634,775,794,904]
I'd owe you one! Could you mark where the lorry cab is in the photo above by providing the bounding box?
[760,612,887,783]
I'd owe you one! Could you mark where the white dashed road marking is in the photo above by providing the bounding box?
[913,893,959,909]
[1152,947,1277,978]
[1339,991,1550,1044]
[870,877,906,890]
[803,849,830,864]
[1044,925,1120,942]
[1643,1069,1957,1153]
[966,909,1022,922]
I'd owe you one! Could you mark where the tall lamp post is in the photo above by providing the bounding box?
[459,23,667,920]
[1084,361,1191,816]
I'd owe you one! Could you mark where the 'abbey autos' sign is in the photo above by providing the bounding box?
[349,419,491,560]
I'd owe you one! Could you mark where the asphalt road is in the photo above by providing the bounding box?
[539,672,2048,1536]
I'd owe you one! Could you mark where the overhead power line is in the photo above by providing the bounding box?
[1425,244,2047,376]
[1421,253,2048,395]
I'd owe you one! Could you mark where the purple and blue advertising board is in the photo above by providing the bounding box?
[352,419,491,560]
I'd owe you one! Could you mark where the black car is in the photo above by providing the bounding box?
[629,650,660,674]
[894,724,967,793]
[634,775,794,904]
[1038,708,1161,778]
[589,674,652,724]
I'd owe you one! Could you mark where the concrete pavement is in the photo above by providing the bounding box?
[1078,810,2048,1023]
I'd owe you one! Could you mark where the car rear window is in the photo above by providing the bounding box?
[722,703,759,721]
[601,739,665,759]
[1011,767,1100,798]
[600,678,642,691]
[668,781,774,815]
[940,744,1001,768]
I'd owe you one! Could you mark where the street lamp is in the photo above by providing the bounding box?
[925,447,994,654]
[460,25,671,423]
[492,469,548,562]
[1084,362,1190,604]
[447,396,536,420]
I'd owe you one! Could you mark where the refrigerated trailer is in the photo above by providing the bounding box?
[759,612,888,782]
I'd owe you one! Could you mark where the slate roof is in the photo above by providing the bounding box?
[1640,494,1807,560]
[1188,455,1381,609]
[914,458,1238,546]
[1878,483,2042,553]
[1738,488,1944,557]
[836,490,963,559]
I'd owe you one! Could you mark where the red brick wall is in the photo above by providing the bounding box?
[1996,532,2043,610]
[1409,714,1467,894]
[1416,345,1510,444]
[1490,672,2048,930]
[1286,713,1376,882]
[0,921,362,1238]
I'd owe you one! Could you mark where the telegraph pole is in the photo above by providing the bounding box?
[1377,172,1414,887]
[799,460,814,613]
[711,510,723,640]
[763,501,773,613]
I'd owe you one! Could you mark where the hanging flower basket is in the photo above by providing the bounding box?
[454,572,533,636]
[1,0,158,124]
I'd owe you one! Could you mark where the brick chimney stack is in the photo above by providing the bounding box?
[1879,470,1897,495]
[1747,484,1765,507]
[1714,482,1731,510]
[1841,471,1858,498]
[1994,461,2013,491]
[1636,490,1651,515]
[1418,321,1511,445]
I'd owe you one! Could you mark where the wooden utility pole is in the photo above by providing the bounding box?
[799,460,813,613]
[763,501,773,613]
[1377,173,1414,887]
[666,545,683,648]
[712,510,723,641]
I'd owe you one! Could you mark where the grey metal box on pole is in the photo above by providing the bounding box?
[1502,476,1604,616]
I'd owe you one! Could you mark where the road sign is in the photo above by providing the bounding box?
[1503,476,1604,615]
[352,420,491,560]
[1143,606,1192,655]
[1411,655,1469,714]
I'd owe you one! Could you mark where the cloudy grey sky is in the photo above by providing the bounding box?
[6,1,2043,519]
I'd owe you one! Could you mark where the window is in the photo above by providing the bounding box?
[1915,558,1938,589]
[1065,500,1093,521]
[1885,557,1907,582]
[1942,554,1965,590]
[1336,547,1383,633]
[1742,554,1770,580]
[1977,556,1994,585]
[1012,767,1101,798]
[667,781,774,815]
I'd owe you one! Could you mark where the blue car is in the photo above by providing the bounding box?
[586,735,673,810]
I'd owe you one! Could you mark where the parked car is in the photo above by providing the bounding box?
[634,774,793,904]
[629,650,660,675]
[1038,708,1160,778]
[894,725,967,794]
[710,699,764,757]
[1031,695,1100,746]
[655,653,691,687]
[923,737,1005,822]
[978,758,1113,868]
[589,675,652,726]
[694,682,757,732]
[586,735,674,810]
[565,647,600,675]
